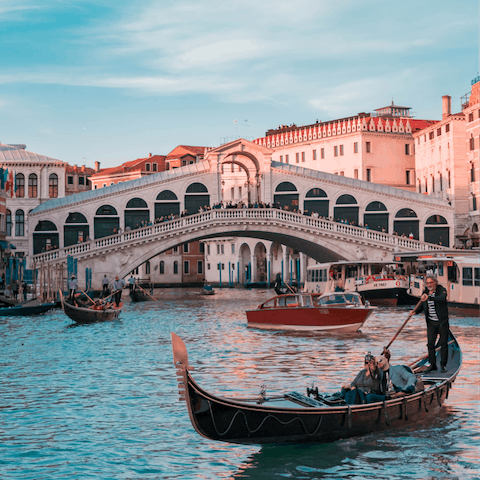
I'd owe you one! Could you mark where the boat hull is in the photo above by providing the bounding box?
[60,293,122,323]
[129,289,150,302]
[0,302,57,316]
[246,306,372,331]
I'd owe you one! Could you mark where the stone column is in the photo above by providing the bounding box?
[283,248,289,284]
[299,252,307,285]
[250,253,257,283]
[266,253,272,286]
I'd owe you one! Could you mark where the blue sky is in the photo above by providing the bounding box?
[0,0,478,168]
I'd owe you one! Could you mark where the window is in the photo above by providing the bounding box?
[334,146,338,157]
[429,131,434,140]
[448,170,451,188]
[463,267,473,286]
[183,243,189,253]
[406,170,411,185]
[173,261,178,274]
[15,210,24,236]
[67,176,74,185]
[354,142,358,153]
[145,163,151,172]
[197,261,203,274]
[145,260,150,275]
[221,244,224,254]
[470,136,475,151]
[285,154,289,164]
[184,261,189,274]
[417,137,420,145]
[159,261,165,274]
[79,177,85,185]
[340,171,344,176]
[321,148,325,159]
[432,175,435,193]
[15,173,24,198]
[207,263,210,270]
[340,145,344,156]
[473,195,477,211]
[366,168,371,182]
[437,128,442,136]
[86,179,90,186]
[445,124,450,133]
[366,142,371,153]
[28,174,37,198]
[469,112,474,122]
[439,173,443,190]
[405,144,410,155]
[49,174,58,198]
[199,242,205,253]
[296,153,299,163]
[313,150,317,160]
[173,246,179,254]
[231,243,235,254]
[6,210,11,236]
[280,155,283,162]
[418,180,422,193]
[475,268,480,287]
[471,164,475,182]
[354,169,358,179]
[207,245,210,255]
[301,152,305,162]
[216,244,220,254]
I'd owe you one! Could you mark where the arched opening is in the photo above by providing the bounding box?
[6,210,12,236]
[28,174,38,198]
[394,208,419,239]
[239,243,251,284]
[33,220,59,254]
[125,198,150,230]
[364,201,388,232]
[274,182,299,210]
[253,242,267,283]
[184,183,209,215]
[304,188,328,217]
[94,205,119,239]
[15,210,24,236]
[155,190,180,220]
[15,173,25,198]
[159,261,165,275]
[334,194,358,225]
[64,212,90,247]
[49,174,58,198]
[424,215,449,247]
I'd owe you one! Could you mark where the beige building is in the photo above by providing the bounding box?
[253,104,436,191]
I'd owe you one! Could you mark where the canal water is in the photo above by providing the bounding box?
[1,288,478,479]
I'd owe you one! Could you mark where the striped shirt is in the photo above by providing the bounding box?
[427,293,439,321]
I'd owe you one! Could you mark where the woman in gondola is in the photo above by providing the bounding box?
[341,352,385,404]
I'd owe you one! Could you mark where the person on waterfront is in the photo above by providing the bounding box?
[11,279,18,299]
[407,274,449,373]
[376,355,421,394]
[102,275,109,296]
[335,279,345,292]
[128,275,136,292]
[341,352,384,404]
[68,275,78,301]
[113,275,126,306]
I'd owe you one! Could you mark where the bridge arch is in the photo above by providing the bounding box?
[364,201,388,232]
[125,197,150,229]
[424,214,449,246]
[94,205,119,239]
[64,212,90,247]
[155,189,180,219]
[33,220,59,254]
[184,182,209,214]
[274,181,299,209]
[304,187,329,217]
[394,208,419,239]
[334,194,358,225]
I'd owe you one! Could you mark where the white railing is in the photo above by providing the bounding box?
[32,208,443,264]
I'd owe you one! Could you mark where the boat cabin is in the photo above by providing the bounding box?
[257,292,364,309]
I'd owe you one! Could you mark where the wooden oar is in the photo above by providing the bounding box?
[382,299,423,354]
[285,283,295,293]
[102,288,123,302]
[79,288,95,305]
[136,284,157,301]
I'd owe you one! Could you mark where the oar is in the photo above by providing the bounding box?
[136,284,157,301]
[382,299,423,354]
[79,288,95,305]
[285,283,295,293]
[102,288,123,302]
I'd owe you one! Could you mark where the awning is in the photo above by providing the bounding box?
[0,240,16,250]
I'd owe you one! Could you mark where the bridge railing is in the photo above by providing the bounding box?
[32,208,443,264]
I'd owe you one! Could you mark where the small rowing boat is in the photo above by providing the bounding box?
[171,331,462,445]
[60,291,122,323]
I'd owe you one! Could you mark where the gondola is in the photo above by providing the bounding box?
[273,281,297,296]
[60,291,122,323]
[129,286,151,302]
[171,331,461,445]
[0,301,57,316]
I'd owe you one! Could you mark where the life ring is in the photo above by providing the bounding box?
[329,269,334,277]
[395,280,401,286]
[366,276,372,284]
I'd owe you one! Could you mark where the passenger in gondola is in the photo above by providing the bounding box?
[376,355,422,395]
[341,353,385,404]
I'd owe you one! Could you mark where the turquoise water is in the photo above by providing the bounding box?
[1,288,479,479]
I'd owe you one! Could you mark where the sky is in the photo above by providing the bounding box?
[0,0,478,169]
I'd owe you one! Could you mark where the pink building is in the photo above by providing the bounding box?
[254,104,436,191]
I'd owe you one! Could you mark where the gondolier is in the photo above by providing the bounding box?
[128,275,136,292]
[68,275,78,300]
[407,275,449,373]
[113,276,126,307]
[102,275,109,296]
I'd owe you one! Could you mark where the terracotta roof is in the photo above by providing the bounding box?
[89,154,166,178]
[66,164,96,174]
[165,145,207,160]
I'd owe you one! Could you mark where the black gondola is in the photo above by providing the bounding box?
[129,286,151,302]
[171,332,461,445]
[60,291,122,323]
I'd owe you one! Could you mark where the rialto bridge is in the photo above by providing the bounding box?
[29,139,453,289]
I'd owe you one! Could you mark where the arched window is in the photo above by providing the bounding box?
[6,210,11,236]
[395,208,417,218]
[28,174,38,198]
[424,215,449,246]
[394,209,419,239]
[126,198,148,208]
[156,190,178,201]
[185,183,209,214]
[275,182,297,192]
[33,221,59,254]
[304,188,328,217]
[274,182,299,209]
[64,212,89,247]
[125,198,150,230]
[15,210,24,236]
[49,174,58,198]
[95,205,118,216]
[15,173,25,198]
[426,215,448,225]
[159,261,165,274]
[186,183,208,193]
[173,261,178,275]
[334,195,358,225]
[145,260,151,275]
[155,190,180,219]
[365,201,387,211]
[336,194,357,205]
[364,201,388,232]
[94,205,119,239]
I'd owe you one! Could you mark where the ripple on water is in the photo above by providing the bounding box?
[0,288,478,479]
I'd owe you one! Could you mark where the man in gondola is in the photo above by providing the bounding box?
[102,275,110,297]
[407,275,449,373]
[113,275,126,307]
[376,355,420,395]
[68,275,78,301]
[128,275,136,292]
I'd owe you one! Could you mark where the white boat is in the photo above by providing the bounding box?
[305,260,411,306]
[393,250,480,316]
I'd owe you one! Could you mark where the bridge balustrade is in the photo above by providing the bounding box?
[32,208,443,265]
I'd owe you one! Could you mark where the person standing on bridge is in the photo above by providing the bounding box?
[113,276,126,307]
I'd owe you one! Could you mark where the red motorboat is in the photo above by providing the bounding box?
[246,292,375,332]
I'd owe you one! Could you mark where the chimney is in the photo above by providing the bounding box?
[94,161,100,173]
[149,153,152,157]
[442,95,451,119]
